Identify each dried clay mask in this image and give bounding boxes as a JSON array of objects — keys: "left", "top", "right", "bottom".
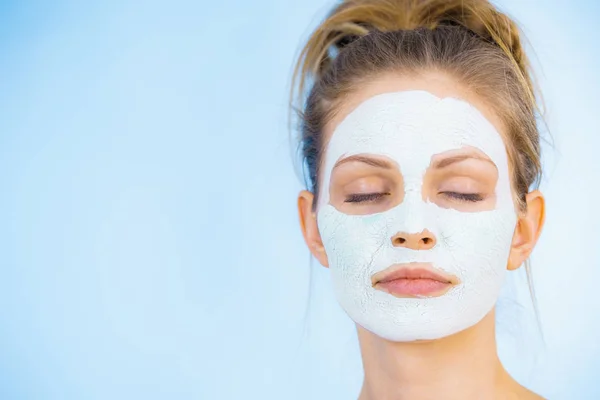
[{"left": 316, "top": 90, "right": 517, "bottom": 342}]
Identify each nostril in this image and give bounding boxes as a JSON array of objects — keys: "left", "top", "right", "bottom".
[
  {"left": 391, "top": 231, "right": 436, "bottom": 248},
  {"left": 395, "top": 237, "right": 406, "bottom": 245},
  {"left": 420, "top": 235, "right": 436, "bottom": 249}
]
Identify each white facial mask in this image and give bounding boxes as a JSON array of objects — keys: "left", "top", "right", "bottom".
[{"left": 316, "top": 90, "right": 517, "bottom": 341}]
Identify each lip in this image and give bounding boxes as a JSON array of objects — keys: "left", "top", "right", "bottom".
[{"left": 371, "top": 262, "right": 459, "bottom": 298}]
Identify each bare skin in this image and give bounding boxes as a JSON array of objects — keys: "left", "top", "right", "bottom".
[
  {"left": 356, "top": 310, "right": 540, "bottom": 400},
  {"left": 298, "top": 71, "right": 546, "bottom": 399}
]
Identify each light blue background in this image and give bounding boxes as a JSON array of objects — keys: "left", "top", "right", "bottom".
[{"left": 0, "top": 0, "right": 598, "bottom": 399}]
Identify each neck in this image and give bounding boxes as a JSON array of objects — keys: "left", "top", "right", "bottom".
[{"left": 357, "top": 309, "right": 519, "bottom": 400}]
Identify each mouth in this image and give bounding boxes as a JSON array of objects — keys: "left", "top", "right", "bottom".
[{"left": 371, "top": 262, "right": 459, "bottom": 298}]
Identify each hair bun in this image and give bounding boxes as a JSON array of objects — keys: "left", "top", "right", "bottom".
[{"left": 304, "top": 0, "right": 531, "bottom": 94}]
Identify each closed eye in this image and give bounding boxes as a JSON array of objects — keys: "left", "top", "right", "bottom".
[
  {"left": 440, "top": 192, "right": 484, "bottom": 202},
  {"left": 344, "top": 192, "right": 390, "bottom": 203}
]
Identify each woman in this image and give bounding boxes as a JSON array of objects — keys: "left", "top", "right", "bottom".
[{"left": 290, "top": 0, "right": 546, "bottom": 398}]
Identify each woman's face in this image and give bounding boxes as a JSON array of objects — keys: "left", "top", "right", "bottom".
[{"left": 299, "top": 71, "right": 544, "bottom": 342}]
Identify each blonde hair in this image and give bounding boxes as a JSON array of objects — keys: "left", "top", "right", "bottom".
[{"left": 289, "top": 0, "right": 544, "bottom": 319}]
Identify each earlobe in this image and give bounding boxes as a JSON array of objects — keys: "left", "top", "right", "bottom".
[
  {"left": 298, "top": 190, "right": 329, "bottom": 267},
  {"left": 507, "top": 190, "right": 545, "bottom": 270}
]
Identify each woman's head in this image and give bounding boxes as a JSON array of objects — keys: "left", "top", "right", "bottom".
[{"left": 293, "top": 0, "right": 545, "bottom": 341}]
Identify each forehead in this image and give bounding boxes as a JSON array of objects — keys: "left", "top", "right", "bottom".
[{"left": 323, "top": 90, "right": 508, "bottom": 172}]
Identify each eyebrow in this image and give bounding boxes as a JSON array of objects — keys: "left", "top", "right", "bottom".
[
  {"left": 333, "top": 155, "right": 394, "bottom": 170},
  {"left": 432, "top": 153, "right": 495, "bottom": 169}
]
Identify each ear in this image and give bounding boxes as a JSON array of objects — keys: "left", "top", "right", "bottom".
[
  {"left": 298, "top": 190, "right": 329, "bottom": 267},
  {"left": 507, "top": 190, "right": 546, "bottom": 270}
]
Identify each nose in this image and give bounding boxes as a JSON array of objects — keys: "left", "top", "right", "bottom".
[{"left": 391, "top": 229, "right": 437, "bottom": 250}]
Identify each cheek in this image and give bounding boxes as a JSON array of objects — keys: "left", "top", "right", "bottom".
[
  {"left": 318, "top": 208, "right": 388, "bottom": 264},
  {"left": 434, "top": 208, "right": 517, "bottom": 278}
]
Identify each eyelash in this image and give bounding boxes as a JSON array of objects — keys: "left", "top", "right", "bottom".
[
  {"left": 344, "top": 192, "right": 390, "bottom": 203},
  {"left": 440, "top": 192, "right": 484, "bottom": 202},
  {"left": 344, "top": 192, "right": 484, "bottom": 203}
]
